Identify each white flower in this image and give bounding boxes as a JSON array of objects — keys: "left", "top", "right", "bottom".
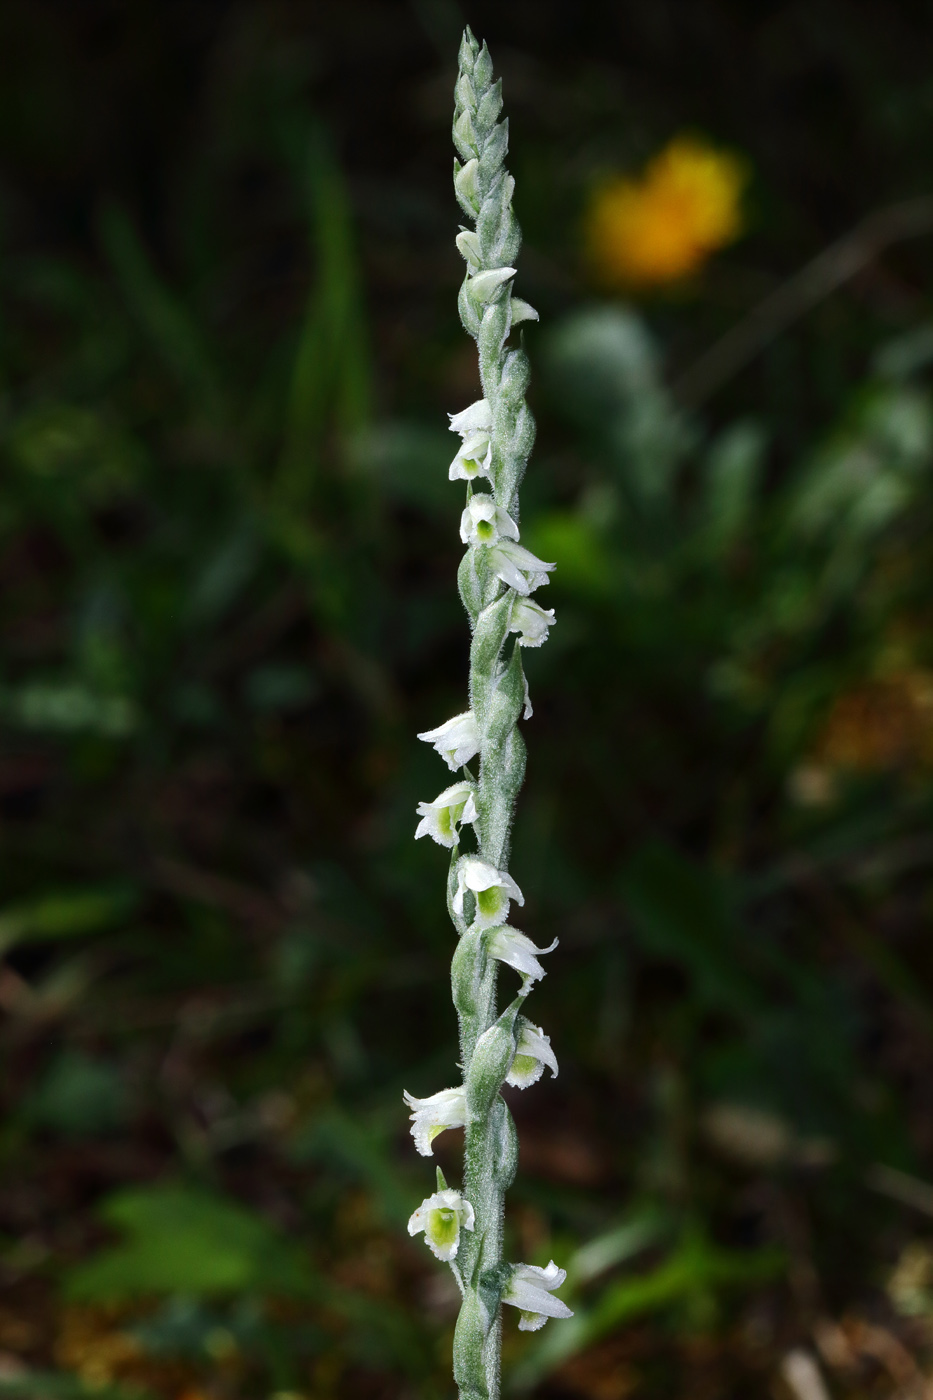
[
  {"left": 505, "top": 1021, "right": 558, "bottom": 1089},
  {"left": 403, "top": 1086, "right": 468, "bottom": 1156},
  {"left": 449, "top": 429, "right": 492, "bottom": 482},
  {"left": 408, "top": 1187, "right": 475, "bottom": 1261},
  {"left": 460, "top": 494, "right": 520, "bottom": 549},
  {"left": 523, "top": 674, "right": 533, "bottom": 720},
  {"left": 487, "top": 926, "right": 558, "bottom": 983},
  {"left": 418, "top": 710, "right": 480, "bottom": 771},
  {"left": 503, "top": 1260, "right": 573, "bottom": 1331},
  {"left": 488, "top": 539, "right": 555, "bottom": 595},
  {"left": 509, "top": 597, "right": 555, "bottom": 648},
  {"left": 448, "top": 399, "right": 492, "bottom": 436},
  {"left": 415, "top": 781, "right": 478, "bottom": 847},
  {"left": 453, "top": 857, "right": 524, "bottom": 930}
]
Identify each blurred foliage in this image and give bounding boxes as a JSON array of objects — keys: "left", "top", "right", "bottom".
[{"left": 4, "top": 2, "right": 933, "bottom": 1399}]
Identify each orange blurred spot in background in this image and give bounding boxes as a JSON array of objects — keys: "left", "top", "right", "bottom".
[{"left": 585, "top": 136, "right": 747, "bottom": 289}]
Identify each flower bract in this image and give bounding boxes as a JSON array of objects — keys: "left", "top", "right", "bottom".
[
  {"left": 415, "top": 781, "right": 478, "bottom": 847},
  {"left": 403, "top": 1086, "right": 468, "bottom": 1156},
  {"left": 503, "top": 1260, "right": 573, "bottom": 1331},
  {"left": 417, "top": 710, "right": 480, "bottom": 771},
  {"left": 505, "top": 1019, "right": 558, "bottom": 1088},
  {"left": 453, "top": 857, "right": 524, "bottom": 930},
  {"left": 408, "top": 1187, "right": 475, "bottom": 1261}
]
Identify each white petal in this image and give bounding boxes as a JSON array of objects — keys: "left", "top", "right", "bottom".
[
  {"left": 487, "top": 927, "right": 557, "bottom": 982},
  {"left": 518, "top": 1023, "right": 559, "bottom": 1077},
  {"left": 462, "top": 858, "right": 501, "bottom": 893},
  {"left": 507, "top": 1286, "right": 573, "bottom": 1320},
  {"left": 518, "top": 1311, "right": 548, "bottom": 1331},
  {"left": 489, "top": 549, "right": 531, "bottom": 594},
  {"left": 515, "top": 1260, "right": 566, "bottom": 1289},
  {"left": 449, "top": 399, "right": 492, "bottom": 435}
]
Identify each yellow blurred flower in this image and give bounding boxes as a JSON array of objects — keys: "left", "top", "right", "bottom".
[{"left": 585, "top": 136, "right": 747, "bottom": 289}]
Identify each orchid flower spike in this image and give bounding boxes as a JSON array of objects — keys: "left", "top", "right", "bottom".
[
  {"left": 502, "top": 1261, "right": 573, "bottom": 1331},
  {"left": 505, "top": 1019, "right": 559, "bottom": 1088},
  {"left": 460, "top": 493, "right": 520, "bottom": 548},
  {"left": 417, "top": 710, "right": 480, "bottom": 771},
  {"left": 486, "top": 926, "right": 558, "bottom": 984},
  {"left": 415, "top": 781, "right": 478, "bottom": 847},
  {"left": 403, "top": 1086, "right": 468, "bottom": 1157},
  {"left": 453, "top": 857, "right": 524, "bottom": 930},
  {"left": 408, "top": 1185, "right": 475, "bottom": 1261},
  {"left": 406, "top": 29, "right": 569, "bottom": 1393}
]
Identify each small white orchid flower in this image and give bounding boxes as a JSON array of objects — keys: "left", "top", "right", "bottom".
[
  {"left": 487, "top": 926, "right": 558, "bottom": 983},
  {"left": 453, "top": 857, "right": 524, "bottom": 930},
  {"left": 403, "top": 1086, "right": 468, "bottom": 1156},
  {"left": 488, "top": 539, "right": 555, "bottom": 595},
  {"left": 418, "top": 710, "right": 480, "bottom": 771},
  {"left": 505, "top": 1020, "right": 558, "bottom": 1088},
  {"left": 460, "top": 494, "right": 520, "bottom": 549},
  {"left": 509, "top": 597, "right": 555, "bottom": 648},
  {"left": 449, "top": 429, "right": 492, "bottom": 482},
  {"left": 449, "top": 399, "right": 492, "bottom": 436},
  {"left": 415, "top": 781, "right": 478, "bottom": 847},
  {"left": 408, "top": 1187, "right": 475, "bottom": 1261},
  {"left": 503, "top": 1260, "right": 573, "bottom": 1331}
]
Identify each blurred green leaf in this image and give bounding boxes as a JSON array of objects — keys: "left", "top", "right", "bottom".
[
  {"left": 64, "top": 1185, "right": 316, "bottom": 1302},
  {"left": 0, "top": 883, "right": 138, "bottom": 954}
]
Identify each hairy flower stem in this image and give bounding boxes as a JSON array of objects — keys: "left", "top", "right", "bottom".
[
  {"left": 452, "top": 31, "right": 534, "bottom": 1400},
  {"left": 406, "top": 29, "right": 569, "bottom": 1400}
]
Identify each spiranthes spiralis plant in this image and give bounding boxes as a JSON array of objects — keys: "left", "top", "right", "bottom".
[{"left": 403, "top": 27, "right": 572, "bottom": 1400}]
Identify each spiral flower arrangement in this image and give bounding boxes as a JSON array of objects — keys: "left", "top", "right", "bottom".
[{"left": 403, "top": 28, "right": 571, "bottom": 1400}]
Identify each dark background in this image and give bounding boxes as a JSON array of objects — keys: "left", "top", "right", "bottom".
[{"left": 3, "top": 2, "right": 933, "bottom": 1397}]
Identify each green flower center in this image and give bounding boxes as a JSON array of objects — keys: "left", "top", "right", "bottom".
[
  {"left": 475, "top": 518, "right": 494, "bottom": 541},
  {"left": 511, "top": 1054, "right": 537, "bottom": 1079},
  {"left": 477, "top": 886, "right": 501, "bottom": 918},
  {"left": 428, "top": 1207, "right": 459, "bottom": 1249}
]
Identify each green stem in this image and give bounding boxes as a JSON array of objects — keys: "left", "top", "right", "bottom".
[{"left": 449, "top": 28, "right": 533, "bottom": 1400}]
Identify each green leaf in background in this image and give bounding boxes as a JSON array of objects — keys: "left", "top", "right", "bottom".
[
  {"left": 27, "top": 1050, "right": 128, "bottom": 1138},
  {"left": 512, "top": 1224, "right": 784, "bottom": 1392},
  {"left": 619, "top": 842, "right": 763, "bottom": 1016},
  {"left": 0, "top": 883, "right": 138, "bottom": 955},
  {"left": 63, "top": 1185, "right": 316, "bottom": 1302}
]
